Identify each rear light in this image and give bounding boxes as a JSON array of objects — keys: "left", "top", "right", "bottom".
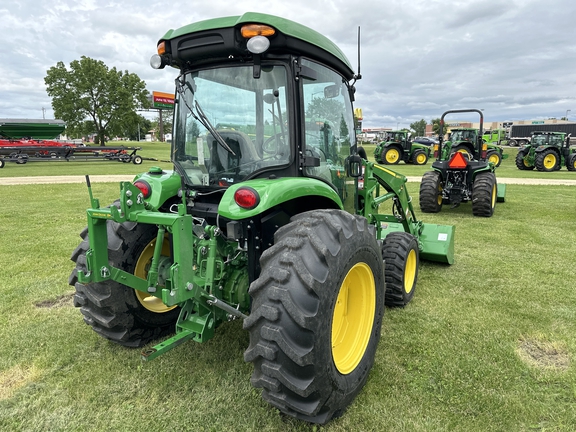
[
  {"left": 433, "top": 144, "right": 439, "bottom": 158},
  {"left": 157, "top": 41, "right": 166, "bottom": 55},
  {"left": 481, "top": 143, "right": 488, "bottom": 159},
  {"left": 234, "top": 187, "right": 260, "bottom": 209},
  {"left": 448, "top": 152, "right": 468, "bottom": 169},
  {"left": 133, "top": 180, "right": 151, "bottom": 198},
  {"left": 241, "top": 24, "right": 276, "bottom": 38}
]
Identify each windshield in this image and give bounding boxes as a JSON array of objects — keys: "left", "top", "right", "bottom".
[
  {"left": 172, "top": 65, "right": 290, "bottom": 186},
  {"left": 532, "top": 134, "right": 547, "bottom": 145},
  {"left": 451, "top": 130, "right": 475, "bottom": 142}
]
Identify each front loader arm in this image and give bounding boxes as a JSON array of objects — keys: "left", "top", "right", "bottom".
[
  {"left": 357, "top": 161, "right": 455, "bottom": 265},
  {"left": 357, "top": 161, "right": 423, "bottom": 237}
]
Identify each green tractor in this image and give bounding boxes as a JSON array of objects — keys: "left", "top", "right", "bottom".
[
  {"left": 515, "top": 131, "right": 576, "bottom": 171},
  {"left": 373, "top": 130, "right": 430, "bottom": 165},
  {"left": 69, "top": 13, "right": 455, "bottom": 425},
  {"left": 446, "top": 127, "right": 507, "bottom": 167},
  {"left": 419, "top": 109, "right": 506, "bottom": 217}
]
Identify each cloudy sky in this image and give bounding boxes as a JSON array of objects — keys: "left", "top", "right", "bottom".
[{"left": 1, "top": 0, "right": 575, "bottom": 129}]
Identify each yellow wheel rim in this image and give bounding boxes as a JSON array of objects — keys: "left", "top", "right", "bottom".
[
  {"left": 332, "top": 262, "right": 376, "bottom": 375},
  {"left": 134, "top": 236, "right": 177, "bottom": 313},
  {"left": 491, "top": 184, "right": 497, "bottom": 208},
  {"left": 488, "top": 154, "right": 500, "bottom": 165},
  {"left": 543, "top": 154, "right": 556, "bottom": 170},
  {"left": 416, "top": 153, "right": 427, "bottom": 164},
  {"left": 385, "top": 149, "right": 400, "bottom": 163},
  {"left": 437, "top": 182, "right": 443, "bottom": 206},
  {"left": 404, "top": 249, "right": 417, "bottom": 293},
  {"left": 457, "top": 149, "right": 472, "bottom": 159}
]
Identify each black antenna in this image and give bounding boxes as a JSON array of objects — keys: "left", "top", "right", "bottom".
[{"left": 356, "top": 26, "right": 362, "bottom": 80}]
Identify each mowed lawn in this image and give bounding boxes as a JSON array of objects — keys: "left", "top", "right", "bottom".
[{"left": 1, "top": 146, "right": 575, "bottom": 431}]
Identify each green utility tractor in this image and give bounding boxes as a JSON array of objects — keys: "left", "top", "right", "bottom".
[
  {"left": 69, "top": 13, "right": 455, "bottom": 425},
  {"left": 446, "top": 127, "right": 508, "bottom": 167},
  {"left": 373, "top": 130, "right": 430, "bottom": 165},
  {"left": 419, "top": 109, "right": 506, "bottom": 217},
  {"left": 515, "top": 131, "right": 576, "bottom": 171}
]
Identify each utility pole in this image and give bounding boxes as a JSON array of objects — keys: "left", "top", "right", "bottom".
[
  {"left": 42, "top": 107, "right": 46, "bottom": 119},
  {"left": 159, "top": 109, "right": 164, "bottom": 142}
]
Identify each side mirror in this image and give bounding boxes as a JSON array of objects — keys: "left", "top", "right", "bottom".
[
  {"left": 346, "top": 154, "right": 362, "bottom": 178},
  {"left": 324, "top": 84, "right": 340, "bottom": 99}
]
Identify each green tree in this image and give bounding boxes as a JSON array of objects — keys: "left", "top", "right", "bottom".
[
  {"left": 125, "top": 115, "right": 152, "bottom": 141},
  {"left": 431, "top": 118, "right": 444, "bottom": 137},
  {"left": 306, "top": 98, "right": 344, "bottom": 128},
  {"left": 45, "top": 56, "right": 150, "bottom": 145},
  {"left": 410, "top": 119, "right": 427, "bottom": 137},
  {"left": 152, "top": 109, "right": 173, "bottom": 141}
]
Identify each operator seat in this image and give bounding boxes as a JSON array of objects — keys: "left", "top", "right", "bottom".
[{"left": 207, "top": 130, "right": 260, "bottom": 174}]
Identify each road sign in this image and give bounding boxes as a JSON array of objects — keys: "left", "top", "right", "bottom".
[{"left": 152, "top": 91, "right": 174, "bottom": 109}]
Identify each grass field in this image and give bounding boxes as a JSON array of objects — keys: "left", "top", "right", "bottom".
[{"left": 1, "top": 143, "right": 575, "bottom": 431}]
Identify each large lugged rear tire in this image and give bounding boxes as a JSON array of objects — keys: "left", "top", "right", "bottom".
[
  {"left": 567, "top": 153, "right": 576, "bottom": 171},
  {"left": 419, "top": 171, "right": 443, "bottom": 213},
  {"left": 383, "top": 147, "right": 401, "bottom": 164},
  {"left": 69, "top": 221, "right": 180, "bottom": 347},
  {"left": 472, "top": 172, "right": 497, "bottom": 217},
  {"left": 535, "top": 149, "right": 559, "bottom": 172},
  {"left": 244, "top": 209, "right": 385, "bottom": 424},
  {"left": 381, "top": 232, "right": 419, "bottom": 307}
]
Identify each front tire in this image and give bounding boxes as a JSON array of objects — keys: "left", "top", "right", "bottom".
[
  {"left": 472, "top": 172, "right": 497, "bottom": 217},
  {"left": 515, "top": 149, "right": 534, "bottom": 170},
  {"left": 69, "top": 221, "right": 179, "bottom": 347},
  {"left": 381, "top": 232, "right": 419, "bottom": 307},
  {"left": 419, "top": 171, "right": 443, "bottom": 213},
  {"left": 412, "top": 150, "right": 428, "bottom": 165},
  {"left": 244, "top": 209, "right": 385, "bottom": 424},
  {"left": 486, "top": 150, "right": 502, "bottom": 167}
]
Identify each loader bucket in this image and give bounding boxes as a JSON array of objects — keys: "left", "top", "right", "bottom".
[
  {"left": 418, "top": 222, "right": 455, "bottom": 265},
  {"left": 378, "top": 222, "right": 455, "bottom": 265},
  {"left": 497, "top": 183, "right": 506, "bottom": 202}
]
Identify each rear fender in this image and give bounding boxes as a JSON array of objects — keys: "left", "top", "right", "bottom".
[
  {"left": 218, "top": 177, "right": 343, "bottom": 220},
  {"left": 534, "top": 146, "right": 559, "bottom": 155},
  {"left": 132, "top": 169, "right": 182, "bottom": 210}
]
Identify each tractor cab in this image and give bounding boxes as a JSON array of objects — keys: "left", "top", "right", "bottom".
[
  {"left": 444, "top": 126, "right": 507, "bottom": 167},
  {"left": 152, "top": 14, "right": 360, "bottom": 225},
  {"left": 443, "top": 128, "right": 483, "bottom": 160}
]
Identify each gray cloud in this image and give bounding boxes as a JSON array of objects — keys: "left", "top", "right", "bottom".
[{"left": 0, "top": 0, "right": 574, "bottom": 127}]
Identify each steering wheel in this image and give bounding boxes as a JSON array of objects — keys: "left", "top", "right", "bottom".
[{"left": 262, "top": 132, "right": 287, "bottom": 155}]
